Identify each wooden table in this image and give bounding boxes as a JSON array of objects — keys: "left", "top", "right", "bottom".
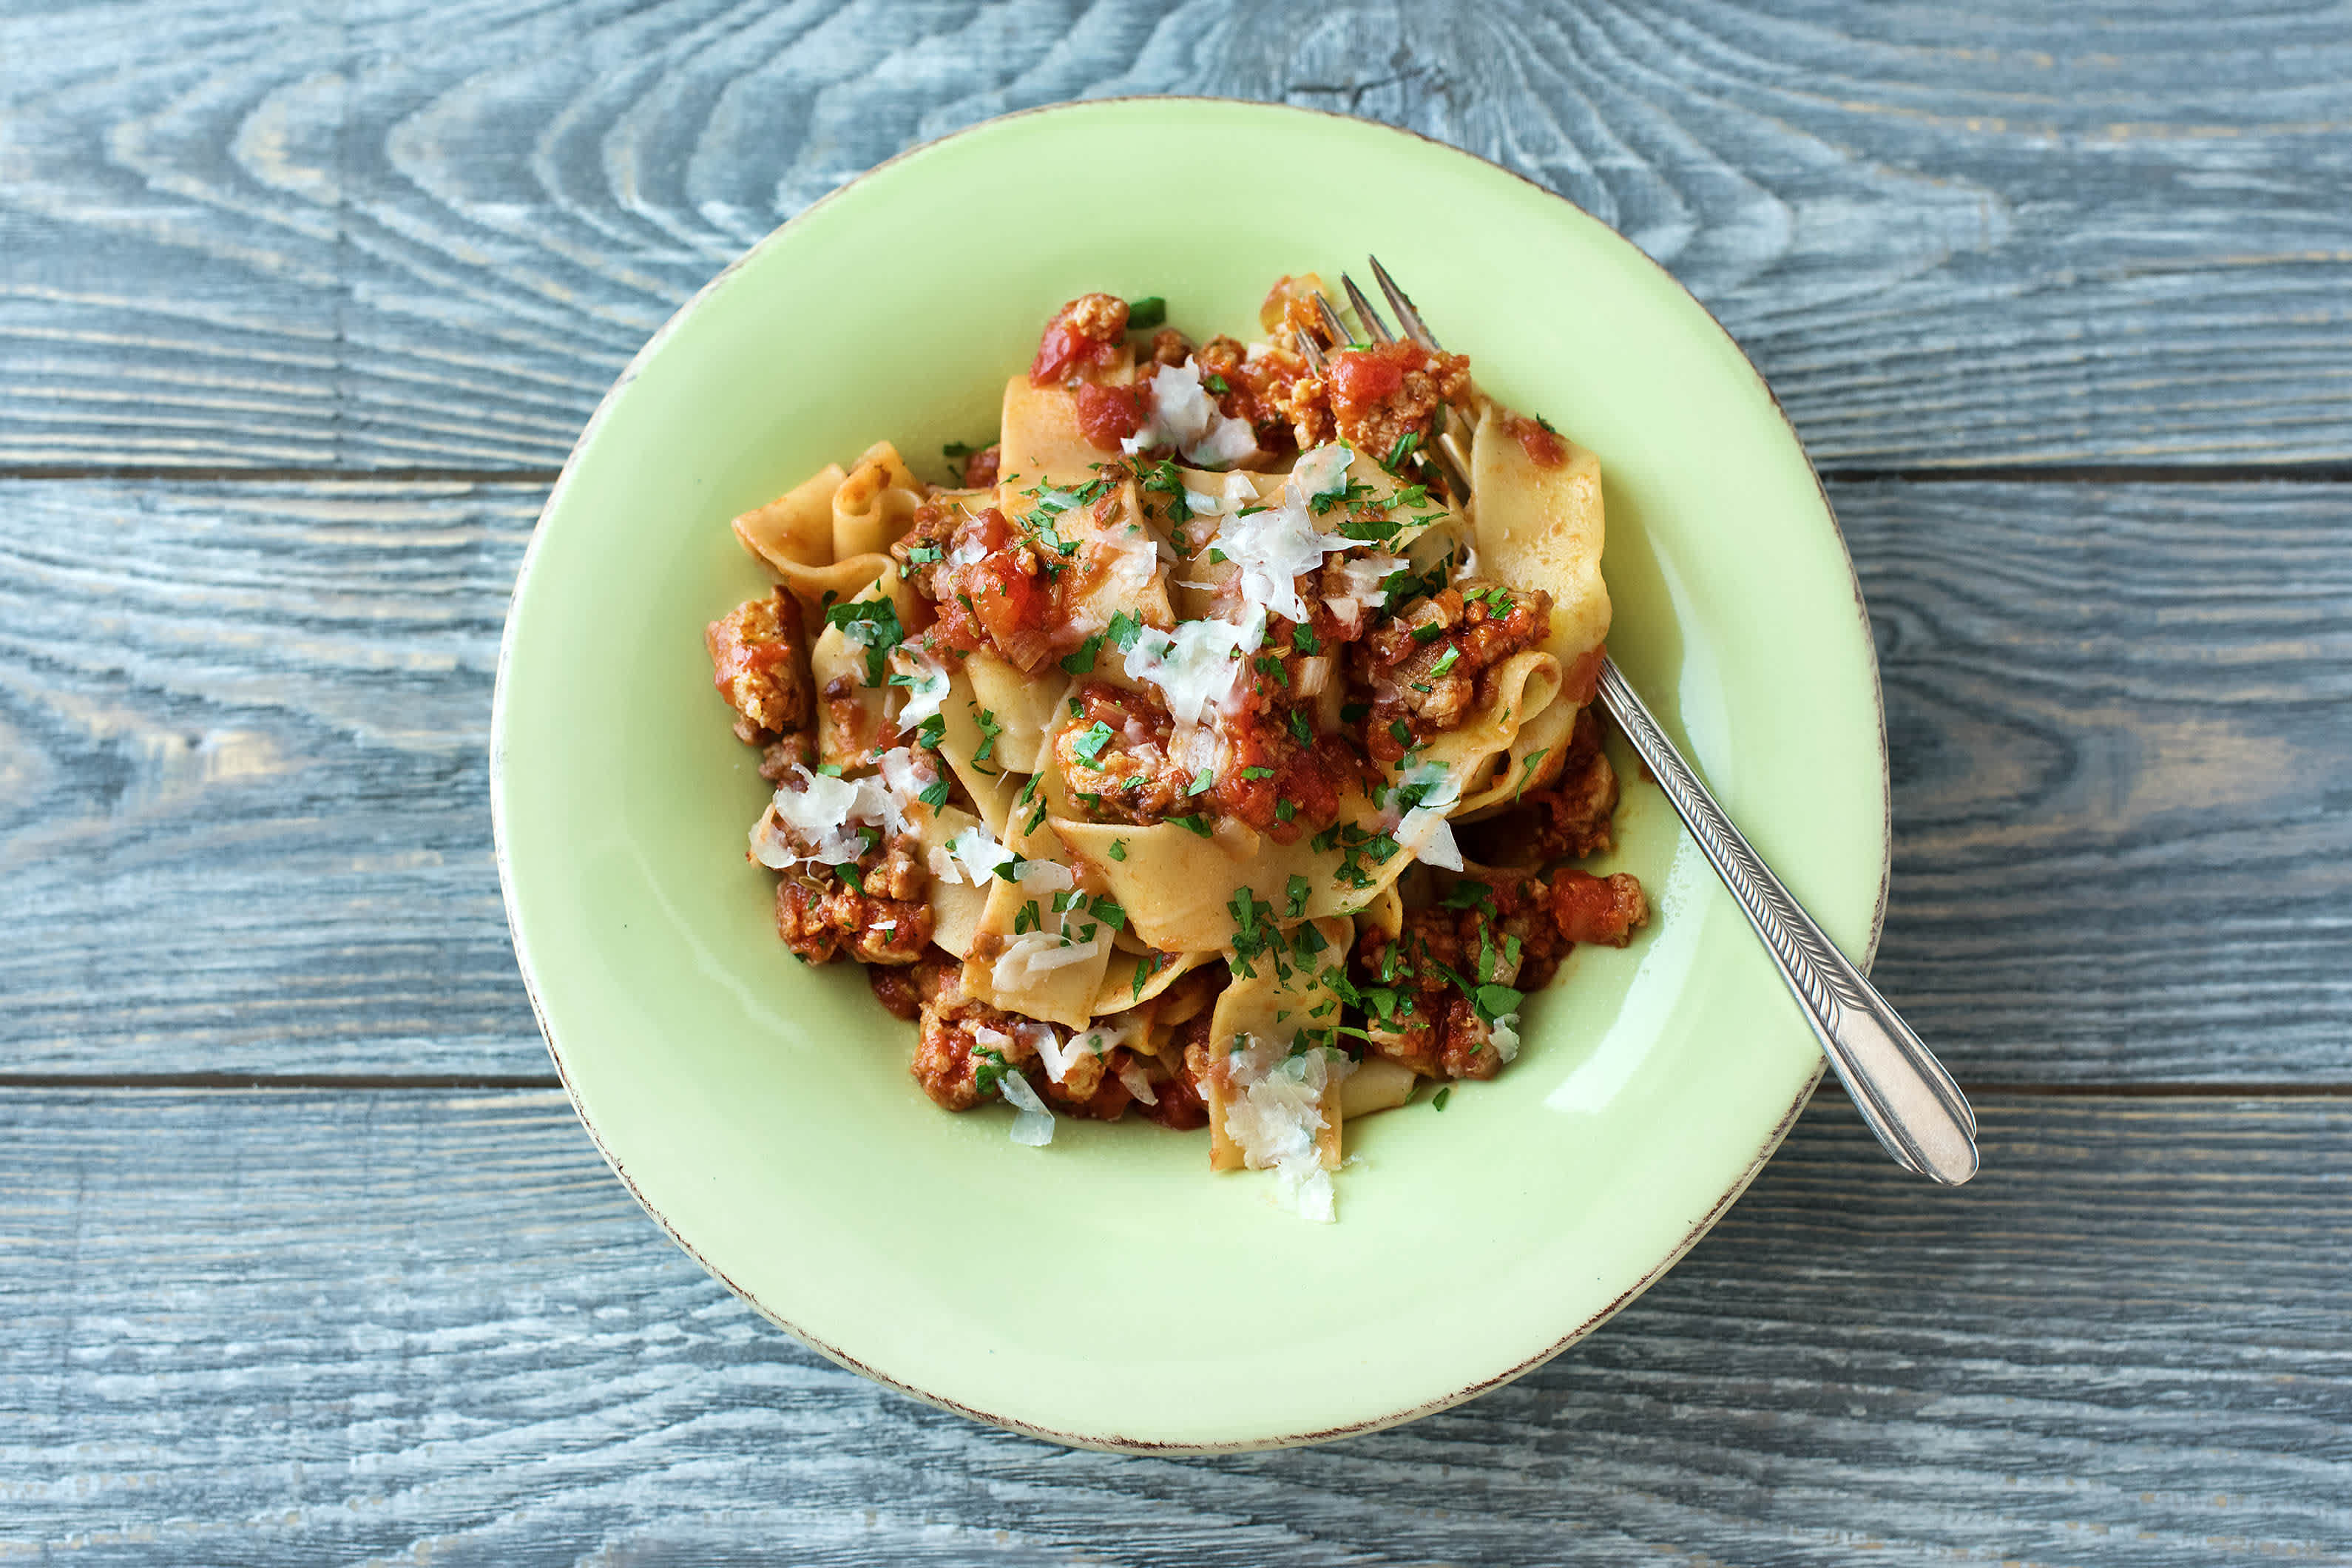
[{"left": 6, "top": 3, "right": 2348, "bottom": 1561}]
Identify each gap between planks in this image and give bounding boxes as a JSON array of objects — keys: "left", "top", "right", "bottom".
[{"left": 7, "top": 462, "right": 2352, "bottom": 486}]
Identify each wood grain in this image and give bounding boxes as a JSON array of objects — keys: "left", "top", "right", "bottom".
[
  {"left": 0, "top": 1089, "right": 2345, "bottom": 1564},
  {"left": 3, "top": 477, "right": 2345, "bottom": 1081},
  {"left": 5, "top": 0, "right": 2352, "bottom": 473}
]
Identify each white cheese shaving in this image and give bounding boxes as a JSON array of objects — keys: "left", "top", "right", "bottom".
[
  {"left": 1116, "top": 1061, "right": 1159, "bottom": 1105},
  {"left": 1087, "top": 523, "right": 1163, "bottom": 605},
  {"left": 1288, "top": 442, "right": 1355, "bottom": 499},
  {"left": 754, "top": 751, "right": 930, "bottom": 869},
  {"left": 998, "top": 1067, "right": 1055, "bottom": 1146},
  {"left": 1121, "top": 604, "right": 1268, "bottom": 725},
  {"left": 1013, "top": 858, "right": 1075, "bottom": 895},
  {"left": 1203, "top": 443, "right": 1363, "bottom": 622},
  {"left": 1220, "top": 1035, "right": 1355, "bottom": 1223},
  {"left": 891, "top": 646, "right": 952, "bottom": 736},
  {"left": 942, "top": 824, "right": 1013, "bottom": 886},
  {"left": 1120, "top": 359, "right": 1260, "bottom": 468},
  {"left": 1490, "top": 1013, "right": 1522, "bottom": 1064},
  {"left": 992, "top": 929, "right": 1109, "bottom": 990},
  {"left": 1392, "top": 763, "right": 1465, "bottom": 873}
]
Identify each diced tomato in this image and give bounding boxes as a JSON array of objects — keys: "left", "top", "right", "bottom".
[
  {"left": 1029, "top": 294, "right": 1129, "bottom": 385},
  {"left": 1329, "top": 344, "right": 1409, "bottom": 404},
  {"left": 1506, "top": 411, "right": 1569, "bottom": 468},
  {"left": 971, "top": 553, "right": 1050, "bottom": 668},
  {"left": 1072, "top": 380, "right": 1146, "bottom": 451}
]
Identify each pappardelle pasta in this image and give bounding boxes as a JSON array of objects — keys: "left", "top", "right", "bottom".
[{"left": 705, "top": 279, "right": 1648, "bottom": 1220}]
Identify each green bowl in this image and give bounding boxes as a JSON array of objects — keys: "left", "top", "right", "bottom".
[{"left": 491, "top": 98, "right": 1885, "bottom": 1452}]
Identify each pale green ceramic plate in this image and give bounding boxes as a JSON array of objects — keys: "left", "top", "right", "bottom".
[{"left": 491, "top": 99, "right": 1886, "bottom": 1453}]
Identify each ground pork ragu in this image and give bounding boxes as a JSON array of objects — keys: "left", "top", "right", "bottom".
[
  {"left": 773, "top": 831, "right": 933, "bottom": 966},
  {"left": 1351, "top": 578, "right": 1552, "bottom": 764},
  {"left": 706, "top": 588, "right": 814, "bottom": 745},
  {"left": 1352, "top": 868, "right": 1648, "bottom": 1079}
]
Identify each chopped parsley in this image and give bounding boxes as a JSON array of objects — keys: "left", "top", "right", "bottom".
[
  {"left": 1072, "top": 721, "right": 1115, "bottom": 764},
  {"left": 905, "top": 541, "right": 943, "bottom": 565},
  {"left": 918, "top": 777, "right": 952, "bottom": 810},
  {"left": 1106, "top": 609, "right": 1144, "bottom": 651},
  {"left": 1187, "top": 769, "right": 1214, "bottom": 797},
  {"left": 1138, "top": 460, "right": 1192, "bottom": 527},
  {"left": 1385, "top": 429, "right": 1422, "bottom": 470},
  {"left": 973, "top": 709, "right": 1005, "bottom": 766},
  {"left": 1126, "top": 295, "right": 1167, "bottom": 331},
  {"left": 1515, "top": 748, "right": 1550, "bottom": 802},
  {"left": 1240, "top": 766, "right": 1276, "bottom": 780},
  {"left": 1274, "top": 798, "right": 1296, "bottom": 822},
  {"left": 1285, "top": 873, "right": 1311, "bottom": 921},
  {"left": 1427, "top": 645, "right": 1460, "bottom": 678},
  {"left": 1109, "top": 838, "right": 1128, "bottom": 862},
  {"left": 1443, "top": 880, "right": 1496, "bottom": 913},
  {"left": 825, "top": 597, "right": 905, "bottom": 686},
  {"left": 1060, "top": 630, "right": 1106, "bottom": 676},
  {"left": 1168, "top": 814, "right": 1212, "bottom": 838},
  {"left": 1432, "top": 1086, "right": 1452, "bottom": 1112},
  {"left": 1206, "top": 374, "right": 1230, "bottom": 393},
  {"left": 973, "top": 1046, "right": 1011, "bottom": 1096}
]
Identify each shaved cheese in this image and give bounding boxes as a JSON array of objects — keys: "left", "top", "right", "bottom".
[
  {"left": 1121, "top": 604, "right": 1268, "bottom": 725},
  {"left": 998, "top": 1069, "right": 1056, "bottom": 1146},
  {"left": 943, "top": 823, "right": 1013, "bottom": 885},
  {"left": 753, "top": 766, "right": 871, "bottom": 867},
  {"left": 1220, "top": 1035, "right": 1352, "bottom": 1223},
  {"left": 1121, "top": 360, "right": 1260, "bottom": 468},
  {"left": 1392, "top": 762, "right": 1465, "bottom": 872},
  {"left": 891, "top": 646, "right": 952, "bottom": 735},
  {"left": 993, "top": 928, "right": 1109, "bottom": 990},
  {"left": 1188, "top": 416, "right": 1259, "bottom": 467},
  {"left": 1288, "top": 442, "right": 1354, "bottom": 499},
  {"left": 1203, "top": 443, "right": 1363, "bottom": 621},
  {"left": 1013, "top": 857, "right": 1075, "bottom": 895},
  {"left": 1089, "top": 523, "right": 1163, "bottom": 602},
  {"left": 1490, "top": 1013, "right": 1522, "bottom": 1064},
  {"left": 1117, "top": 1060, "right": 1159, "bottom": 1104}
]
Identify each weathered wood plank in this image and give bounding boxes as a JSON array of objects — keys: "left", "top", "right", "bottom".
[
  {"left": 1, "top": 1089, "right": 2347, "bottom": 1564},
  {"left": 2, "top": 478, "right": 2345, "bottom": 1080},
  {"left": 5, "top": 0, "right": 2352, "bottom": 473}
]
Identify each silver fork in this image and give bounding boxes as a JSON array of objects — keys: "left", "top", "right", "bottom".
[{"left": 1302, "top": 260, "right": 1979, "bottom": 1186}]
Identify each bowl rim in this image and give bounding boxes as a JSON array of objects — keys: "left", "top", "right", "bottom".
[{"left": 489, "top": 95, "right": 1884, "bottom": 1453}]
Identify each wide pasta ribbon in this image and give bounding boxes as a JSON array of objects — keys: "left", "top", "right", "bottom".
[{"left": 1047, "top": 648, "right": 1561, "bottom": 953}]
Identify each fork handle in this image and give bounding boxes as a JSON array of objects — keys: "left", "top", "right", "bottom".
[{"left": 1594, "top": 658, "right": 1981, "bottom": 1185}]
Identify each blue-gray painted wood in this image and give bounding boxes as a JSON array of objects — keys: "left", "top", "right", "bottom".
[
  {"left": 4, "top": 0, "right": 2352, "bottom": 473},
  {"left": 3, "top": 1089, "right": 2348, "bottom": 1565}
]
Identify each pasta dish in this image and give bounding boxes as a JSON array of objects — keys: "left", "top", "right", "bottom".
[{"left": 704, "top": 279, "right": 1647, "bottom": 1219}]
